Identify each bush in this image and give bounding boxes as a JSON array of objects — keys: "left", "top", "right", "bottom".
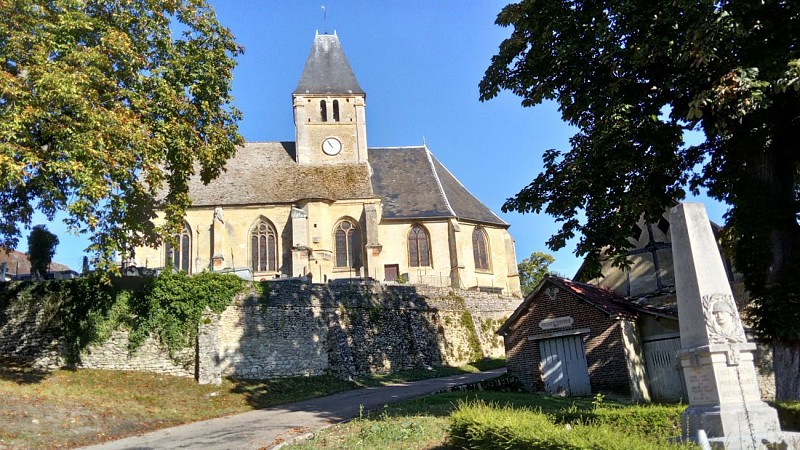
[
  {"left": 774, "top": 401, "right": 800, "bottom": 431},
  {"left": 449, "top": 400, "right": 692, "bottom": 450}
]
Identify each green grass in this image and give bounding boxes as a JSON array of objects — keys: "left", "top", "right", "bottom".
[
  {"left": 286, "top": 391, "right": 689, "bottom": 450},
  {"left": 0, "top": 357, "right": 505, "bottom": 449}
]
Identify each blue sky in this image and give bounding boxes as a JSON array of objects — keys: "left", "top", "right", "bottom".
[{"left": 36, "top": 1, "right": 727, "bottom": 277}]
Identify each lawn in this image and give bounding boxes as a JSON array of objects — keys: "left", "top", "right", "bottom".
[
  {"left": 286, "top": 392, "right": 689, "bottom": 450},
  {"left": 0, "top": 357, "right": 503, "bottom": 449}
]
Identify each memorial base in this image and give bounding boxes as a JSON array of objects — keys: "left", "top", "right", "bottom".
[
  {"left": 682, "top": 404, "right": 782, "bottom": 449},
  {"left": 679, "top": 344, "right": 783, "bottom": 449}
]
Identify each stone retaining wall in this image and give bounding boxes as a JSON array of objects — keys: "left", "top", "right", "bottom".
[{"left": 0, "top": 280, "right": 518, "bottom": 383}]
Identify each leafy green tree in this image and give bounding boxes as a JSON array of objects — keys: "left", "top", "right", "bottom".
[
  {"left": 0, "top": 0, "right": 243, "bottom": 269},
  {"left": 481, "top": 1, "right": 800, "bottom": 399},
  {"left": 27, "top": 224, "right": 59, "bottom": 278},
  {"left": 518, "top": 251, "right": 555, "bottom": 296}
]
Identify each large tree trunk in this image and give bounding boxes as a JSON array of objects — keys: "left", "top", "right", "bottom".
[{"left": 773, "top": 341, "right": 800, "bottom": 400}]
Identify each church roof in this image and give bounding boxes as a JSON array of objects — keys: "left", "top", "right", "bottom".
[
  {"left": 369, "top": 146, "right": 507, "bottom": 226},
  {"left": 186, "top": 142, "right": 375, "bottom": 206},
  {"left": 294, "top": 33, "right": 365, "bottom": 95}
]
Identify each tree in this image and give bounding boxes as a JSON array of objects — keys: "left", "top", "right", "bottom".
[
  {"left": 28, "top": 224, "right": 59, "bottom": 278},
  {"left": 518, "top": 251, "right": 555, "bottom": 296},
  {"left": 481, "top": 1, "right": 800, "bottom": 399},
  {"left": 0, "top": 0, "right": 243, "bottom": 270}
]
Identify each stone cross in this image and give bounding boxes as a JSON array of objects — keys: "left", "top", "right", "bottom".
[{"left": 670, "top": 203, "right": 789, "bottom": 449}]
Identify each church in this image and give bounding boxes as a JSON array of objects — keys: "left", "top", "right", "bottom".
[{"left": 133, "top": 32, "right": 521, "bottom": 296}]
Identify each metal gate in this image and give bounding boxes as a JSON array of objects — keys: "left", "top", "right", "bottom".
[
  {"left": 642, "top": 337, "right": 687, "bottom": 402},
  {"left": 539, "top": 335, "right": 591, "bottom": 396}
]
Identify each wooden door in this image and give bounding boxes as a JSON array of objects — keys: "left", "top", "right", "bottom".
[
  {"left": 539, "top": 335, "right": 591, "bottom": 396},
  {"left": 643, "top": 337, "right": 687, "bottom": 402},
  {"left": 384, "top": 264, "right": 399, "bottom": 282}
]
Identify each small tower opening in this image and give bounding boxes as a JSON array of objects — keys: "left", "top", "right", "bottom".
[
  {"left": 320, "top": 100, "right": 328, "bottom": 122},
  {"left": 333, "top": 100, "right": 340, "bottom": 122}
]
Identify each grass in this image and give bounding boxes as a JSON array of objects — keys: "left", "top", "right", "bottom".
[
  {"left": 286, "top": 392, "right": 687, "bottom": 450},
  {"left": 0, "top": 357, "right": 505, "bottom": 449}
]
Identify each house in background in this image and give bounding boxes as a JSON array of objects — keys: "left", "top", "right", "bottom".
[
  {"left": 132, "top": 33, "right": 521, "bottom": 295},
  {"left": 0, "top": 248, "right": 78, "bottom": 281}
]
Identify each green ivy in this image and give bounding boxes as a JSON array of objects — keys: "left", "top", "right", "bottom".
[{"left": 0, "top": 271, "right": 246, "bottom": 363}]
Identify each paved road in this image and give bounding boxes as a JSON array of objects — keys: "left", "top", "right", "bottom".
[{"left": 82, "top": 368, "right": 505, "bottom": 450}]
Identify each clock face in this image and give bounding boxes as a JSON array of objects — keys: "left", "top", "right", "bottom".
[{"left": 322, "top": 137, "right": 342, "bottom": 156}]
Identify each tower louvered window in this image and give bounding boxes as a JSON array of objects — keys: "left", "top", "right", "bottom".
[
  {"left": 472, "top": 227, "right": 490, "bottom": 272},
  {"left": 333, "top": 99, "right": 340, "bottom": 121},
  {"left": 165, "top": 223, "right": 192, "bottom": 273},
  {"left": 334, "top": 219, "right": 361, "bottom": 268},
  {"left": 408, "top": 225, "right": 431, "bottom": 267},
  {"left": 320, "top": 100, "right": 328, "bottom": 122},
  {"left": 251, "top": 219, "right": 277, "bottom": 272}
]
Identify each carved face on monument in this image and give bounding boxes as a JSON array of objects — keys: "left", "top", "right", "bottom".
[{"left": 703, "top": 294, "right": 746, "bottom": 344}]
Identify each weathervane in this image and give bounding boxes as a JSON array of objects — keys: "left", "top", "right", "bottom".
[{"left": 321, "top": 5, "right": 328, "bottom": 35}]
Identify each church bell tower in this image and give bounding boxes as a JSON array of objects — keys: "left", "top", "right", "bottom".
[{"left": 293, "top": 32, "right": 367, "bottom": 165}]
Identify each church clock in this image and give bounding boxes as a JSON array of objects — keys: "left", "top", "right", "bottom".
[{"left": 322, "top": 137, "right": 342, "bottom": 156}]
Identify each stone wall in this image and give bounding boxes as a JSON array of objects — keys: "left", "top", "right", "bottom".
[
  {"left": 200, "top": 281, "right": 518, "bottom": 383},
  {"left": 0, "top": 280, "right": 519, "bottom": 383}
]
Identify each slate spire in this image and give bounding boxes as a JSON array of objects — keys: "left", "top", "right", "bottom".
[{"left": 294, "top": 32, "right": 365, "bottom": 95}]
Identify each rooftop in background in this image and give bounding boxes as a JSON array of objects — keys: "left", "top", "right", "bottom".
[{"left": 0, "top": 248, "right": 72, "bottom": 276}]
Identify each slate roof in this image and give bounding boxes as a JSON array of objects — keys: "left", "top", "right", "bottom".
[
  {"left": 0, "top": 248, "right": 71, "bottom": 275},
  {"left": 294, "top": 33, "right": 365, "bottom": 95},
  {"left": 369, "top": 146, "right": 507, "bottom": 226},
  {"left": 186, "top": 142, "right": 375, "bottom": 206}
]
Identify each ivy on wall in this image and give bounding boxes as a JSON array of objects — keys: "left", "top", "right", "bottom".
[{"left": 0, "top": 272, "right": 246, "bottom": 362}]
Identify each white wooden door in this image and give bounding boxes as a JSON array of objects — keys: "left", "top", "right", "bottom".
[
  {"left": 643, "top": 337, "right": 687, "bottom": 402},
  {"left": 539, "top": 335, "right": 591, "bottom": 396}
]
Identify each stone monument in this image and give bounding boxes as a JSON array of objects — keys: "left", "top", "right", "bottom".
[{"left": 670, "top": 203, "right": 791, "bottom": 449}]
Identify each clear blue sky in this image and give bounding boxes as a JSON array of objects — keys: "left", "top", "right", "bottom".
[{"left": 37, "top": 0, "right": 727, "bottom": 276}]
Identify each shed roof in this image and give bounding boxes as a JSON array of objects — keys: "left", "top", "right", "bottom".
[{"left": 497, "top": 275, "right": 638, "bottom": 336}]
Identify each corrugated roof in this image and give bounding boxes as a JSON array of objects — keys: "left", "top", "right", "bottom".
[
  {"left": 294, "top": 33, "right": 365, "bottom": 95},
  {"left": 368, "top": 147, "right": 507, "bottom": 226},
  {"left": 186, "top": 142, "right": 375, "bottom": 206}
]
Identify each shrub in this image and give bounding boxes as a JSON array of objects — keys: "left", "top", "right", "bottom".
[
  {"left": 449, "top": 400, "right": 691, "bottom": 450},
  {"left": 774, "top": 401, "right": 800, "bottom": 431}
]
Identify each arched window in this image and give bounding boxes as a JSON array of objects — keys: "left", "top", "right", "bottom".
[
  {"left": 165, "top": 223, "right": 192, "bottom": 273},
  {"left": 251, "top": 218, "right": 277, "bottom": 273},
  {"left": 320, "top": 100, "right": 328, "bottom": 122},
  {"left": 472, "top": 227, "right": 490, "bottom": 272},
  {"left": 408, "top": 224, "right": 430, "bottom": 267},
  {"left": 332, "top": 99, "right": 340, "bottom": 122},
  {"left": 334, "top": 219, "right": 361, "bottom": 268}
]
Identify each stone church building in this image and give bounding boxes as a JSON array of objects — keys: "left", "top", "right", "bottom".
[{"left": 133, "top": 33, "right": 521, "bottom": 296}]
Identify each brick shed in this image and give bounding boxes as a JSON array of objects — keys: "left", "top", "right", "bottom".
[{"left": 498, "top": 275, "right": 675, "bottom": 402}]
